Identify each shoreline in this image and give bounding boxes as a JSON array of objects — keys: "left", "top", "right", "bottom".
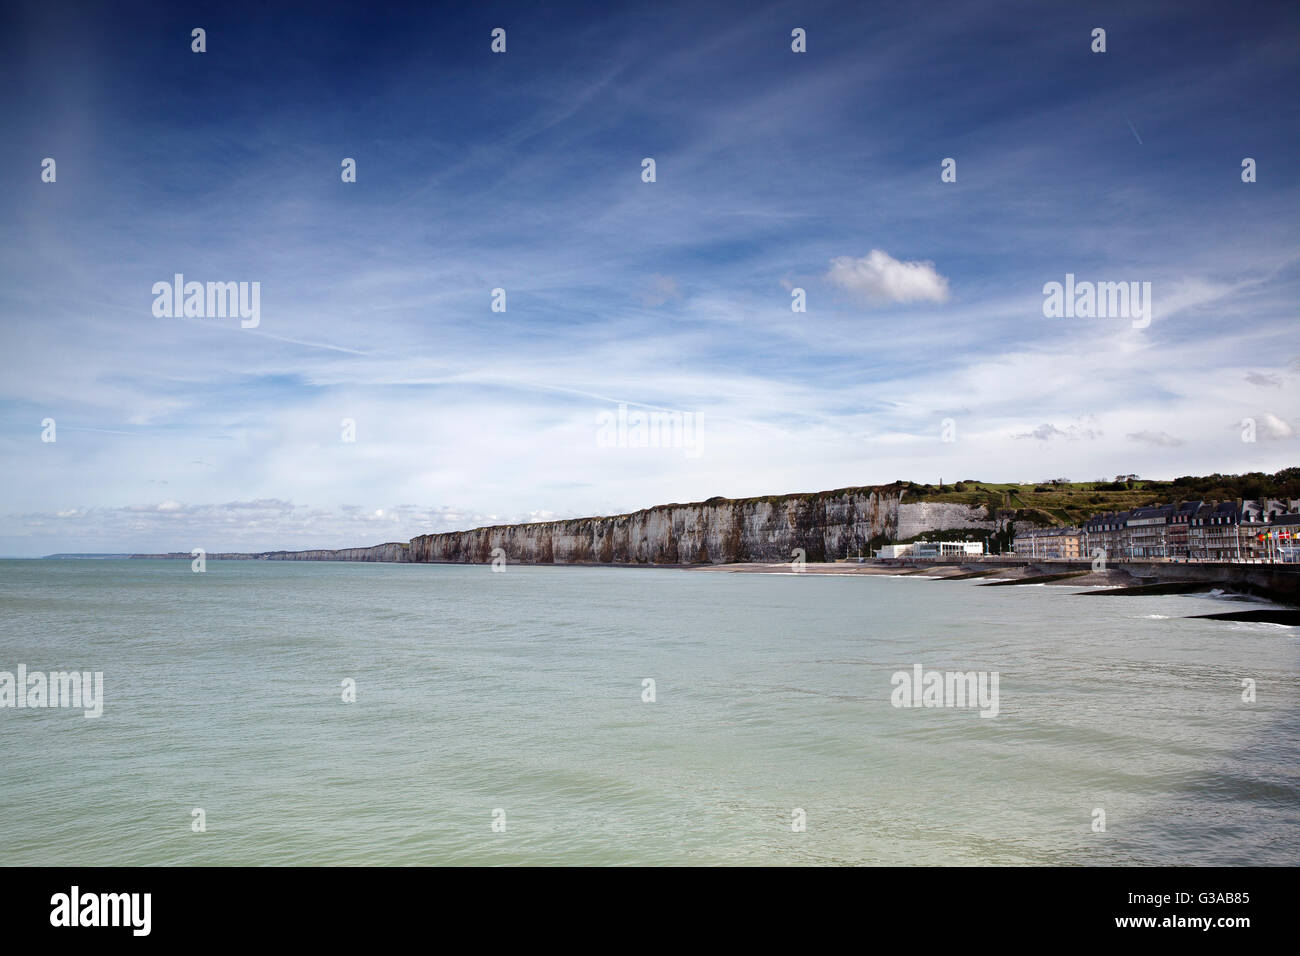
[
  {"left": 38, "top": 552, "right": 1300, "bottom": 608},
  {"left": 23, "top": 553, "right": 1300, "bottom": 623}
]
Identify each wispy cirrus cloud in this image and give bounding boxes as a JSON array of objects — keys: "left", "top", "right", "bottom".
[{"left": 641, "top": 274, "right": 682, "bottom": 307}]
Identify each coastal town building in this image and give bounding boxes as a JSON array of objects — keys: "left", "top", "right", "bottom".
[
  {"left": 1188, "top": 501, "right": 1245, "bottom": 561},
  {"left": 1075, "top": 498, "right": 1300, "bottom": 563},
  {"left": 1012, "top": 526, "right": 1081, "bottom": 559},
  {"left": 895, "top": 498, "right": 1299, "bottom": 565},
  {"left": 1238, "top": 508, "right": 1300, "bottom": 562},
  {"left": 1126, "top": 504, "right": 1174, "bottom": 558},
  {"left": 1165, "top": 500, "right": 1201, "bottom": 558},
  {"left": 1080, "top": 510, "right": 1131, "bottom": 561},
  {"left": 1260, "top": 513, "right": 1300, "bottom": 562}
]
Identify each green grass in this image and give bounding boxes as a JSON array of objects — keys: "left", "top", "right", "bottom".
[
  {"left": 898, "top": 482, "right": 1165, "bottom": 526},
  {"left": 898, "top": 471, "right": 1300, "bottom": 527}
]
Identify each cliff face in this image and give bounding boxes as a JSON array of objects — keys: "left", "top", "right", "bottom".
[
  {"left": 896, "top": 502, "right": 998, "bottom": 540},
  {"left": 128, "top": 488, "right": 1000, "bottom": 566},
  {"left": 409, "top": 488, "right": 985, "bottom": 565},
  {"left": 264, "top": 543, "right": 410, "bottom": 562}
]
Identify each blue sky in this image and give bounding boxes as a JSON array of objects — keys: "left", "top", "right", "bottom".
[{"left": 1, "top": 0, "right": 1297, "bottom": 555}]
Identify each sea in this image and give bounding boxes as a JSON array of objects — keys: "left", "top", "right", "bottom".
[{"left": 1, "top": 559, "right": 1296, "bottom": 865}]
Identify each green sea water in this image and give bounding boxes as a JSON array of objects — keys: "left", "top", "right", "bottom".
[{"left": 0, "top": 559, "right": 1296, "bottom": 865}]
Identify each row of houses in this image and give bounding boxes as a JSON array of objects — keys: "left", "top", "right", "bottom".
[{"left": 1013, "top": 499, "right": 1300, "bottom": 562}]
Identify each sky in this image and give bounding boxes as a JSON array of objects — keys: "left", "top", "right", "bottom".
[{"left": 0, "top": 0, "right": 1297, "bottom": 555}]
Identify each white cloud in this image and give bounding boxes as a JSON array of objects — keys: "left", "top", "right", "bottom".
[
  {"left": 1255, "top": 412, "right": 1295, "bottom": 441},
  {"left": 825, "top": 250, "right": 949, "bottom": 305},
  {"left": 1127, "top": 430, "right": 1184, "bottom": 447},
  {"left": 1245, "top": 372, "right": 1282, "bottom": 388},
  {"left": 1013, "top": 423, "right": 1103, "bottom": 441}
]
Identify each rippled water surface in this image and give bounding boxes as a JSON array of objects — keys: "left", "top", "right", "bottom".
[{"left": 1, "top": 559, "right": 1297, "bottom": 865}]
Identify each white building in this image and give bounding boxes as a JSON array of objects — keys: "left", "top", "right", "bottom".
[
  {"left": 875, "top": 541, "right": 984, "bottom": 559},
  {"left": 875, "top": 544, "right": 916, "bottom": 558},
  {"left": 915, "top": 541, "right": 985, "bottom": 558}
]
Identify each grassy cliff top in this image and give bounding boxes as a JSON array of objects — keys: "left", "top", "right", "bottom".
[{"left": 898, "top": 470, "right": 1300, "bottom": 526}]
